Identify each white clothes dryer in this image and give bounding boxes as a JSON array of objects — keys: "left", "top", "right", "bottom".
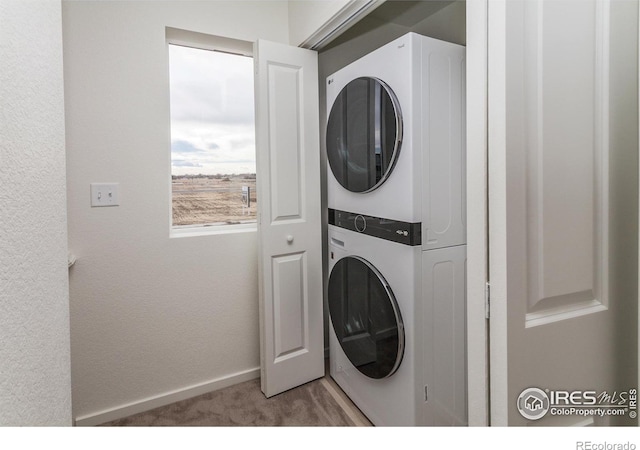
[
  {"left": 327, "top": 223, "right": 467, "bottom": 426},
  {"left": 326, "top": 32, "right": 466, "bottom": 251}
]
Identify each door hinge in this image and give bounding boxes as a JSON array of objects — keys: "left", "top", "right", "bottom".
[
  {"left": 424, "top": 385, "right": 428, "bottom": 402},
  {"left": 485, "top": 281, "right": 490, "bottom": 319}
]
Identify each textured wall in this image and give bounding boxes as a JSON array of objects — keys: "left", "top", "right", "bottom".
[
  {"left": 0, "top": 0, "right": 72, "bottom": 426},
  {"left": 63, "top": 1, "right": 289, "bottom": 421}
]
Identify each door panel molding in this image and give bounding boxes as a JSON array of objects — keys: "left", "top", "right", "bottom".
[
  {"left": 267, "top": 62, "right": 304, "bottom": 223},
  {"left": 523, "top": 0, "right": 610, "bottom": 325}
]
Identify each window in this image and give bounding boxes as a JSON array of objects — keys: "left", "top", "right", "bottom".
[{"left": 168, "top": 31, "right": 256, "bottom": 230}]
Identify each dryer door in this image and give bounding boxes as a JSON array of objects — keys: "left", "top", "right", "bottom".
[
  {"left": 326, "top": 77, "right": 402, "bottom": 193},
  {"left": 328, "top": 256, "right": 404, "bottom": 379}
]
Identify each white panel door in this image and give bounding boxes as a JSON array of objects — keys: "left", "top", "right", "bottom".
[
  {"left": 489, "top": 0, "right": 637, "bottom": 426},
  {"left": 254, "top": 39, "right": 324, "bottom": 398}
]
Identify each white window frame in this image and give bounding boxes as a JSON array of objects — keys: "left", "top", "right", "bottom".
[{"left": 166, "top": 27, "right": 257, "bottom": 238}]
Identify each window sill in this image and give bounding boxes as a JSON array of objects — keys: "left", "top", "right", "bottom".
[{"left": 170, "top": 222, "right": 257, "bottom": 239}]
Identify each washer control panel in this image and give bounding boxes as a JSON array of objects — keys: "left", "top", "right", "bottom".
[{"left": 328, "top": 209, "right": 421, "bottom": 246}]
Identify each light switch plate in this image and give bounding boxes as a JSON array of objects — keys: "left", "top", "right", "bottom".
[{"left": 91, "top": 183, "right": 119, "bottom": 207}]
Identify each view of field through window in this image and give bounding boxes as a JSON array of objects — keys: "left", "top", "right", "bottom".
[{"left": 169, "top": 43, "right": 257, "bottom": 227}]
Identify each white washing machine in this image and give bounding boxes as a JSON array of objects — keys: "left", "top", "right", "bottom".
[
  {"left": 327, "top": 224, "right": 467, "bottom": 426},
  {"left": 326, "top": 32, "right": 466, "bottom": 251},
  {"left": 326, "top": 31, "right": 467, "bottom": 426}
]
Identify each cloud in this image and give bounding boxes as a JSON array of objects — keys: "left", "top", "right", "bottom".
[
  {"left": 229, "top": 137, "right": 255, "bottom": 150},
  {"left": 169, "top": 44, "right": 255, "bottom": 126},
  {"left": 172, "top": 160, "right": 203, "bottom": 168},
  {"left": 217, "top": 159, "right": 254, "bottom": 164},
  {"left": 168, "top": 45, "right": 256, "bottom": 176},
  {"left": 172, "top": 140, "right": 204, "bottom": 154}
]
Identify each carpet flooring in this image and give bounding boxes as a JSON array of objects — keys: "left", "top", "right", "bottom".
[{"left": 101, "top": 377, "right": 364, "bottom": 427}]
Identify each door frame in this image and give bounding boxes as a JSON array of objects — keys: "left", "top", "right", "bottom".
[
  {"left": 485, "top": 0, "right": 508, "bottom": 427},
  {"left": 466, "top": 0, "right": 491, "bottom": 427}
]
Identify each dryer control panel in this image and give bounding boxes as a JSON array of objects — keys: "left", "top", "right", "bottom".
[{"left": 329, "top": 208, "right": 421, "bottom": 246}]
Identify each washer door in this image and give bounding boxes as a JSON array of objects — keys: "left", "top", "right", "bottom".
[
  {"left": 326, "top": 77, "right": 403, "bottom": 193},
  {"left": 328, "top": 256, "right": 404, "bottom": 379}
]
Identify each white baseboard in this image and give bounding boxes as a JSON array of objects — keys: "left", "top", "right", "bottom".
[{"left": 74, "top": 367, "right": 260, "bottom": 427}]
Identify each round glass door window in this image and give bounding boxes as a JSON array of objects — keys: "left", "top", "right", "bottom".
[
  {"left": 328, "top": 256, "right": 404, "bottom": 379},
  {"left": 326, "top": 77, "right": 403, "bottom": 193}
]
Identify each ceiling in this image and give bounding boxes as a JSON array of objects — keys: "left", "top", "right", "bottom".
[
  {"left": 322, "top": 0, "right": 465, "bottom": 52},
  {"left": 366, "top": 0, "right": 456, "bottom": 28}
]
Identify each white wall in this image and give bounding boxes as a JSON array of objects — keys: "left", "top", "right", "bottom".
[
  {"left": 0, "top": 0, "right": 72, "bottom": 426},
  {"left": 63, "top": 0, "right": 289, "bottom": 423}
]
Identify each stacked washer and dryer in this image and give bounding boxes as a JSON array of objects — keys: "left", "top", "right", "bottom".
[{"left": 325, "top": 32, "right": 467, "bottom": 426}]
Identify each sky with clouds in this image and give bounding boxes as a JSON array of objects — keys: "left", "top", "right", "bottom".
[{"left": 169, "top": 44, "right": 256, "bottom": 176}]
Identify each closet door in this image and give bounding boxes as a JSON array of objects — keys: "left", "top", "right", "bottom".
[
  {"left": 488, "top": 0, "right": 638, "bottom": 425},
  {"left": 254, "top": 39, "right": 324, "bottom": 397}
]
